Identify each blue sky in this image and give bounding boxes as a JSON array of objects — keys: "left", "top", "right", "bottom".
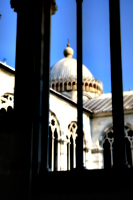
[{"left": 0, "top": 0, "right": 133, "bottom": 93}]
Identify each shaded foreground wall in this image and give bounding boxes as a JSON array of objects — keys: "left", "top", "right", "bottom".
[{"left": 0, "top": 110, "right": 133, "bottom": 200}]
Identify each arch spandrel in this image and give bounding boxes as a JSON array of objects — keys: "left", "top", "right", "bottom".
[{"left": 49, "top": 111, "right": 61, "bottom": 138}]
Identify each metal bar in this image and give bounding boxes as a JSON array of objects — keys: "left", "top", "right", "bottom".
[
  {"left": 109, "top": 0, "right": 128, "bottom": 167},
  {"left": 76, "top": 0, "right": 84, "bottom": 169}
]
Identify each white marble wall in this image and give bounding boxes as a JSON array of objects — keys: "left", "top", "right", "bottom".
[
  {"left": 0, "top": 66, "right": 15, "bottom": 110},
  {"left": 0, "top": 67, "right": 14, "bottom": 96},
  {"left": 49, "top": 91, "right": 93, "bottom": 170},
  {"left": 91, "top": 112, "right": 133, "bottom": 169}
]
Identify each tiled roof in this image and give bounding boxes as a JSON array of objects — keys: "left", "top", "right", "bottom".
[{"left": 83, "top": 91, "right": 133, "bottom": 113}]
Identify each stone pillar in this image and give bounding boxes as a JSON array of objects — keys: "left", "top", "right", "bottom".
[
  {"left": 39, "top": 0, "right": 57, "bottom": 174},
  {"left": 76, "top": 0, "right": 84, "bottom": 170},
  {"left": 10, "top": 1, "right": 43, "bottom": 199},
  {"left": 10, "top": 0, "right": 57, "bottom": 199},
  {"left": 39, "top": 1, "right": 51, "bottom": 173},
  {"left": 109, "top": 0, "right": 128, "bottom": 167}
]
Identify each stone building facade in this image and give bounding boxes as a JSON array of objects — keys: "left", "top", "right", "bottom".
[{"left": 0, "top": 45, "right": 133, "bottom": 171}]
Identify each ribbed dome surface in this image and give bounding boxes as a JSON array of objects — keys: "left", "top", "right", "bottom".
[{"left": 50, "top": 57, "right": 93, "bottom": 81}]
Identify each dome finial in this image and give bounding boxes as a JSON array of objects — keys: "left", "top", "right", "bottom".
[
  {"left": 64, "top": 40, "right": 73, "bottom": 58},
  {"left": 67, "top": 39, "right": 70, "bottom": 47}
]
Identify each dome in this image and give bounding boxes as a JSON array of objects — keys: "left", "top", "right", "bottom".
[
  {"left": 50, "top": 43, "right": 103, "bottom": 102},
  {"left": 50, "top": 44, "right": 93, "bottom": 81}
]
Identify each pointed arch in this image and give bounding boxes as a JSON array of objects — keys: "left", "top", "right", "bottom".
[
  {"left": 66, "top": 121, "right": 86, "bottom": 170},
  {"left": 49, "top": 111, "right": 61, "bottom": 171},
  {"left": 99, "top": 122, "right": 133, "bottom": 168}
]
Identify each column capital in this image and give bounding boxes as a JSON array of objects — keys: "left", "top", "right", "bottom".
[
  {"left": 76, "top": 0, "right": 83, "bottom": 2},
  {"left": 10, "top": 0, "right": 58, "bottom": 14},
  {"left": 51, "top": 0, "right": 58, "bottom": 15},
  {"left": 10, "top": 0, "right": 20, "bottom": 12}
]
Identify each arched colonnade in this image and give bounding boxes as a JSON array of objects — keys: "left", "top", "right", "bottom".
[
  {"left": 48, "top": 111, "right": 89, "bottom": 171},
  {"left": 99, "top": 123, "right": 133, "bottom": 168},
  {"left": 51, "top": 78, "right": 103, "bottom": 94}
]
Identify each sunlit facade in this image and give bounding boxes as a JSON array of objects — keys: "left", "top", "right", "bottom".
[{"left": 0, "top": 45, "right": 133, "bottom": 170}]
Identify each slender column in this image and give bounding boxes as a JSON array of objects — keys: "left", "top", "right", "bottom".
[
  {"left": 110, "top": 146, "right": 113, "bottom": 167},
  {"left": 73, "top": 141, "right": 76, "bottom": 168},
  {"left": 51, "top": 130, "right": 54, "bottom": 171},
  {"left": 108, "top": 139, "right": 114, "bottom": 168},
  {"left": 76, "top": 0, "right": 84, "bottom": 170},
  {"left": 56, "top": 137, "right": 58, "bottom": 171},
  {"left": 55, "top": 136, "right": 58, "bottom": 171},
  {"left": 57, "top": 140, "right": 60, "bottom": 171},
  {"left": 68, "top": 142, "right": 70, "bottom": 170},
  {"left": 59, "top": 140, "right": 64, "bottom": 171},
  {"left": 63, "top": 139, "right": 67, "bottom": 170},
  {"left": 109, "top": 0, "right": 128, "bottom": 167}
]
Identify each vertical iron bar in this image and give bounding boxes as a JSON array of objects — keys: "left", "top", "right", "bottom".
[
  {"left": 76, "top": 0, "right": 84, "bottom": 169},
  {"left": 109, "top": 0, "right": 128, "bottom": 167}
]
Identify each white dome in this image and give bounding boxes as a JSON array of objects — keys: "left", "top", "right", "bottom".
[
  {"left": 50, "top": 57, "right": 93, "bottom": 81},
  {"left": 50, "top": 44, "right": 93, "bottom": 81}
]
